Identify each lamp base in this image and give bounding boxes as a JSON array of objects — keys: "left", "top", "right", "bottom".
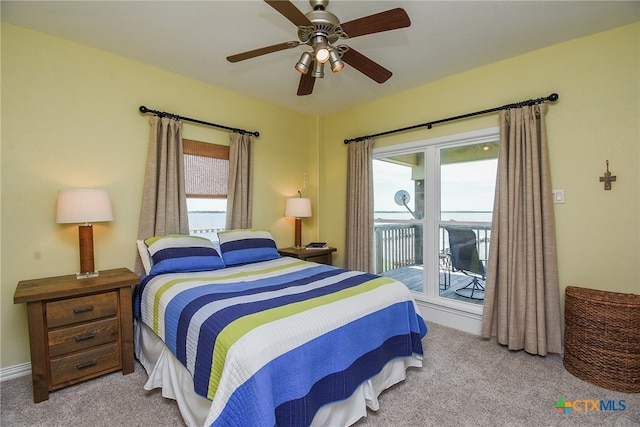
[
  {"left": 76, "top": 271, "right": 99, "bottom": 280},
  {"left": 294, "top": 217, "right": 303, "bottom": 249},
  {"left": 78, "top": 224, "right": 96, "bottom": 277}
]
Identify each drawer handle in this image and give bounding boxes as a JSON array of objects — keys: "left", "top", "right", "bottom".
[
  {"left": 76, "top": 360, "right": 97, "bottom": 370},
  {"left": 74, "top": 332, "right": 96, "bottom": 342},
  {"left": 73, "top": 305, "right": 94, "bottom": 314}
]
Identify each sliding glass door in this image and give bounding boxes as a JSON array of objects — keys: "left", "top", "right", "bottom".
[{"left": 373, "top": 129, "right": 498, "bottom": 313}]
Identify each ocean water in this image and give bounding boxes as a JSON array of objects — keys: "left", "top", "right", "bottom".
[{"left": 375, "top": 211, "right": 493, "bottom": 223}]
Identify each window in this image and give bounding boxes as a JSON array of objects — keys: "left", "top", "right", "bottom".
[
  {"left": 373, "top": 128, "right": 499, "bottom": 319},
  {"left": 183, "top": 139, "right": 229, "bottom": 242}
]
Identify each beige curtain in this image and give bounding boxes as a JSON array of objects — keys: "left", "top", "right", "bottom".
[
  {"left": 345, "top": 138, "right": 374, "bottom": 272},
  {"left": 481, "top": 104, "right": 562, "bottom": 356},
  {"left": 136, "top": 116, "right": 189, "bottom": 274},
  {"left": 226, "top": 132, "right": 253, "bottom": 230}
]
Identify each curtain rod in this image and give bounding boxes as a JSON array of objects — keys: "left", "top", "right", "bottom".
[
  {"left": 343, "top": 93, "right": 558, "bottom": 144},
  {"left": 138, "top": 106, "right": 260, "bottom": 137}
]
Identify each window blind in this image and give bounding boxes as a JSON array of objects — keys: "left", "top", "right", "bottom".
[{"left": 183, "top": 139, "right": 229, "bottom": 198}]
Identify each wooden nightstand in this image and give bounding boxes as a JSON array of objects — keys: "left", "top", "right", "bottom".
[
  {"left": 278, "top": 247, "right": 337, "bottom": 266},
  {"left": 14, "top": 267, "right": 138, "bottom": 403}
]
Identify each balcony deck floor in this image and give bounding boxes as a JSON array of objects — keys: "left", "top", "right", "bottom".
[{"left": 380, "top": 265, "right": 485, "bottom": 305}]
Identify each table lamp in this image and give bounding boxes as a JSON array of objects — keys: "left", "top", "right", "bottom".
[
  {"left": 284, "top": 192, "right": 311, "bottom": 249},
  {"left": 56, "top": 188, "right": 114, "bottom": 279}
]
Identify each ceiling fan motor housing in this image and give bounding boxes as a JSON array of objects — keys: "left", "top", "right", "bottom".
[{"left": 299, "top": 7, "right": 342, "bottom": 44}]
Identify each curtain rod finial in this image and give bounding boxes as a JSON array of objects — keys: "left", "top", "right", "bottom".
[
  {"left": 549, "top": 93, "right": 559, "bottom": 102},
  {"left": 139, "top": 106, "right": 148, "bottom": 113}
]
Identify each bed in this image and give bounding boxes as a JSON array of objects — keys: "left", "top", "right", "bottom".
[{"left": 133, "top": 231, "right": 427, "bottom": 427}]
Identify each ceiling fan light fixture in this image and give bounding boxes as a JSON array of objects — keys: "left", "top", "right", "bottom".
[
  {"left": 311, "top": 60, "right": 324, "bottom": 78},
  {"left": 312, "top": 35, "right": 330, "bottom": 63},
  {"left": 316, "top": 47, "right": 330, "bottom": 63},
  {"left": 295, "top": 51, "right": 313, "bottom": 74},
  {"left": 328, "top": 48, "right": 344, "bottom": 72}
]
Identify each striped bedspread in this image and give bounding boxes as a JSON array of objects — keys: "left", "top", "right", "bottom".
[{"left": 136, "top": 256, "right": 427, "bottom": 426}]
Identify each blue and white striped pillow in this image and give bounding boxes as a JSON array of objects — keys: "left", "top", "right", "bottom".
[
  {"left": 145, "top": 234, "right": 225, "bottom": 275},
  {"left": 218, "top": 229, "right": 280, "bottom": 266}
]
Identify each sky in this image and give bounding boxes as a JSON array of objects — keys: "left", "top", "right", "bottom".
[
  {"left": 187, "top": 198, "right": 227, "bottom": 211},
  {"left": 373, "top": 158, "right": 496, "bottom": 213},
  {"left": 441, "top": 159, "right": 497, "bottom": 212}
]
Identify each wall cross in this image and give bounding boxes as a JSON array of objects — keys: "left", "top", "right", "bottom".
[{"left": 599, "top": 160, "right": 616, "bottom": 190}]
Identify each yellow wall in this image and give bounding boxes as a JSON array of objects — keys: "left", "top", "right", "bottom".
[
  {"left": 321, "top": 23, "right": 640, "bottom": 298},
  {"left": 1, "top": 23, "right": 317, "bottom": 368},
  {"left": 2, "top": 21, "right": 639, "bottom": 371}
]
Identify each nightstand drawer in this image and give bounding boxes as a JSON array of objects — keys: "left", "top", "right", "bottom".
[
  {"left": 50, "top": 342, "right": 120, "bottom": 386},
  {"left": 48, "top": 318, "right": 119, "bottom": 358},
  {"left": 46, "top": 292, "right": 118, "bottom": 328}
]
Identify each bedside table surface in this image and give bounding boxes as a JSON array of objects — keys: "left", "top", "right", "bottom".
[{"left": 14, "top": 268, "right": 139, "bottom": 304}]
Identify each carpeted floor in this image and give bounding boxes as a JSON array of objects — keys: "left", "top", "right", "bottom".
[{"left": 1, "top": 322, "right": 638, "bottom": 426}]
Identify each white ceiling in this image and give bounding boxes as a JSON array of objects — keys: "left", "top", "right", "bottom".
[{"left": 2, "top": 1, "right": 639, "bottom": 115}]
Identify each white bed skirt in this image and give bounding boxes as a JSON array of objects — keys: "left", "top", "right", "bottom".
[{"left": 134, "top": 319, "right": 422, "bottom": 427}]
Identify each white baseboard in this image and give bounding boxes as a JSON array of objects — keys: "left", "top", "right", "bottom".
[
  {"left": 415, "top": 299, "right": 483, "bottom": 335},
  {"left": 0, "top": 362, "right": 31, "bottom": 382}
]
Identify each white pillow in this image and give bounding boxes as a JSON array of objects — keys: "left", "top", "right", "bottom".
[{"left": 137, "top": 239, "right": 152, "bottom": 275}]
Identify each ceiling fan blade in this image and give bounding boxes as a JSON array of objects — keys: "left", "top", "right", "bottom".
[
  {"left": 340, "top": 8, "right": 411, "bottom": 38},
  {"left": 341, "top": 48, "right": 392, "bottom": 84},
  {"left": 297, "top": 71, "right": 316, "bottom": 96},
  {"left": 264, "top": 0, "right": 313, "bottom": 27},
  {"left": 227, "top": 41, "right": 300, "bottom": 63}
]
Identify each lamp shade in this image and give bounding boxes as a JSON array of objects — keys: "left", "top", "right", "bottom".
[
  {"left": 285, "top": 197, "right": 311, "bottom": 218},
  {"left": 56, "top": 189, "right": 114, "bottom": 224}
]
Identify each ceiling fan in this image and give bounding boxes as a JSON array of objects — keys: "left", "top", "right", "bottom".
[{"left": 226, "top": 0, "right": 411, "bottom": 96}]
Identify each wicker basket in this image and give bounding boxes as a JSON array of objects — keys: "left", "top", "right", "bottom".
[{"left": 563, "top": 286, "right": 640, "bottom": 393}]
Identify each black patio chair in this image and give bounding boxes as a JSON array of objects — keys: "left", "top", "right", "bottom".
[{"left": 445, "top": 226, "right": 485, "bottom": 300}]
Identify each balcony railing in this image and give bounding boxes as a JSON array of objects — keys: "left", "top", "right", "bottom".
[
  {"left": 190, "top": 227, "right": 225, "bottom": 235},
  {"left": 374, "top": 224, "right": 418, "bottom": 273},
  {"left": 189, "top": 227, "right": 225, "bottom": 242},
  {"left": 374, "top": 222, "right": 491, "bottom": 274}
]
